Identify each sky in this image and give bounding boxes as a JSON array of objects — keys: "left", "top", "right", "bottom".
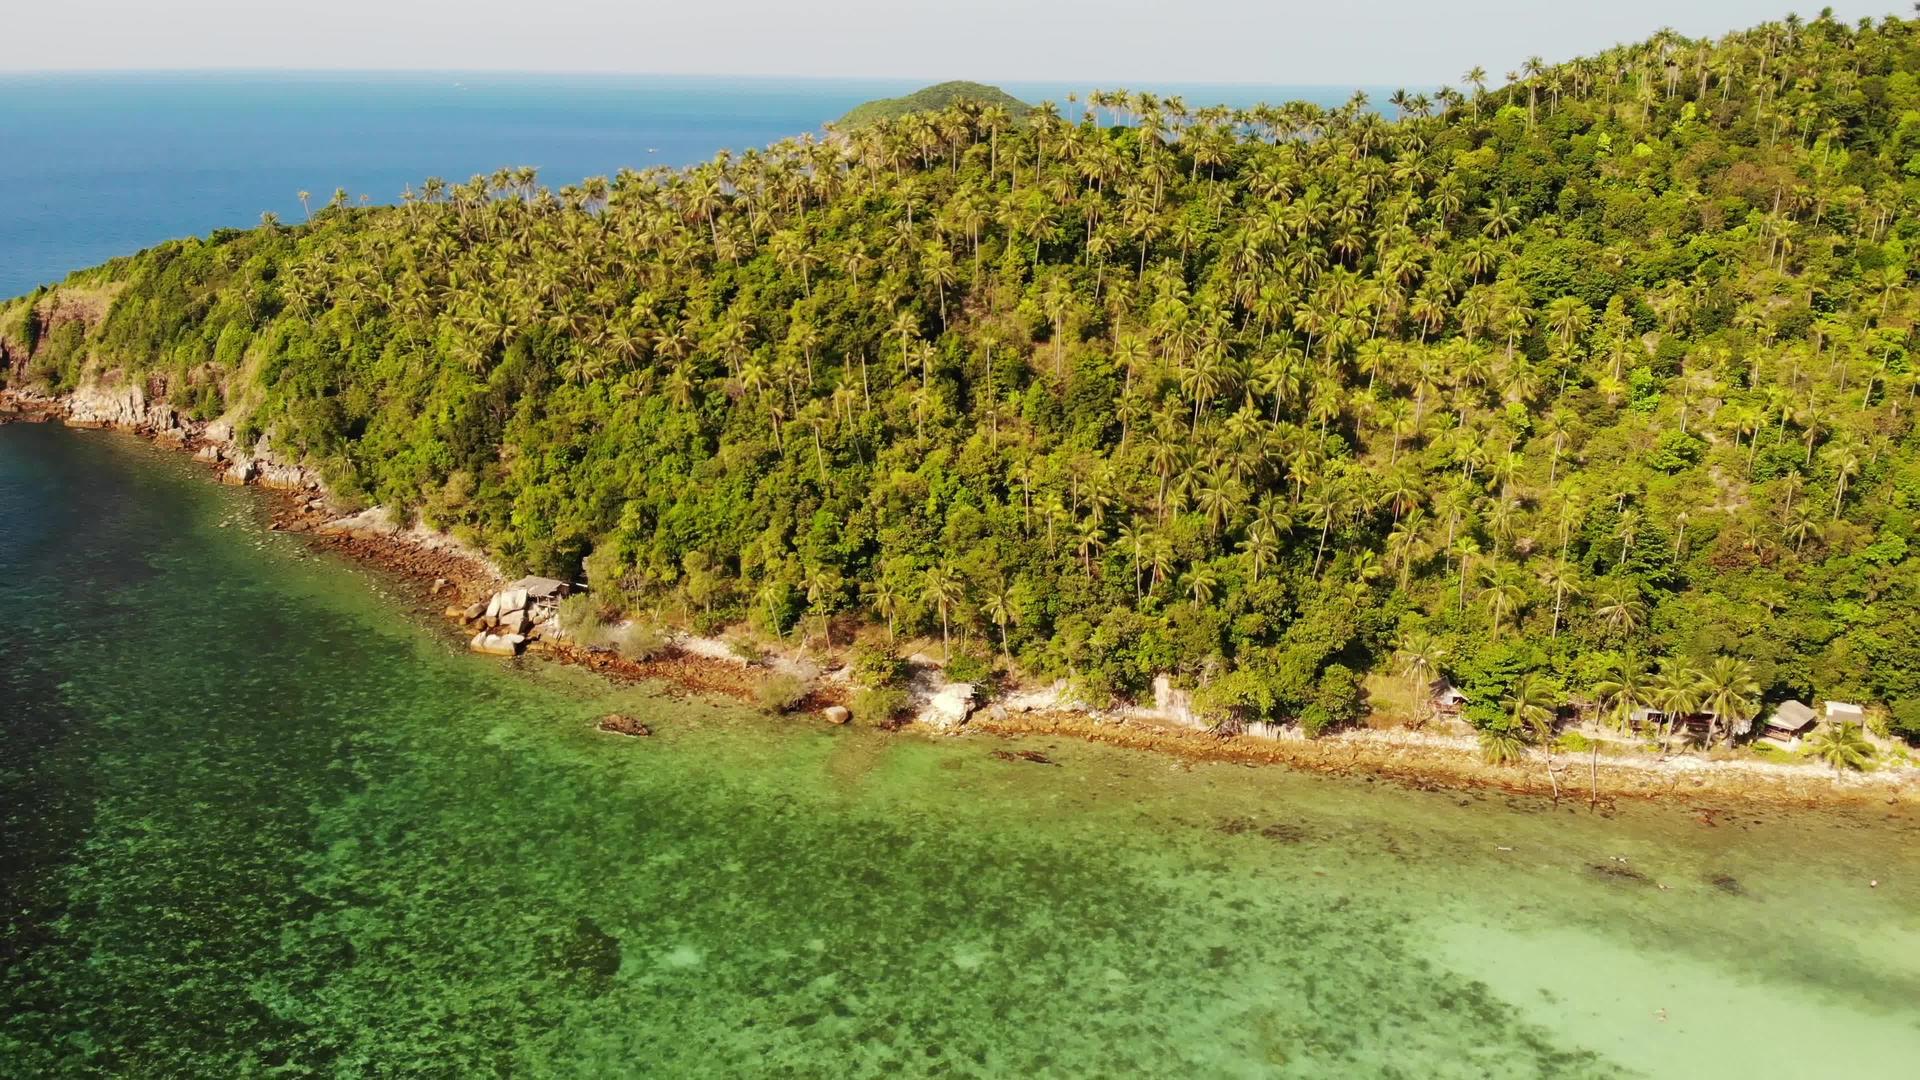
[{"left": 4, "top": 1, "right": 1904, "bottom": 85}]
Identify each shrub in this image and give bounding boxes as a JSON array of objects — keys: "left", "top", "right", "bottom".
[
  {"left": 755, "top": 673, "right": 811, "bottom": 714},
  {"left": 729, "top": 636, "right": 768, "bottom": 665},
  {"left": 851, "top": 641, "right": 908, "bottom": 688},
  {"left": 602, "top": 621, "right": 668, "bottom": 661},
  {"left": 1556, "top": 731, "right": 1595, "bottom": 753},
  {"left": 1890, "top": 698, "right": 1920, "bottom": 742},
  {"left": 944, "top": 651, "right": 992, "bottom": 686},
  {"left": 555, "top": 593, "right": 601, "bottom": 638},
  {"left": 851, "top": 686, "right": 909, "bottom": 725}
]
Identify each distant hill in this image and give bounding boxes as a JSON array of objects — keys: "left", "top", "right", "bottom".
[{"left": 835, "top": 81, "right": 1031, "bottom": 128}]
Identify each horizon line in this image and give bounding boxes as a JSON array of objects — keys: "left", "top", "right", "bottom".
[{"left": 0, "top": 67, "right": 1402, "bottom": 91}]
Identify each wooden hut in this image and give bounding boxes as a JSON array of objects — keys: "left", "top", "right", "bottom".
[
  {"left": 506, "top": 576, "right": 571, "bottom": 621},
  {"left": 1428, "top": 679, "right": 1469, "bottom": 716},
  {"left": 1761, "top": 700, "right": 1817, "bottom": 748}
]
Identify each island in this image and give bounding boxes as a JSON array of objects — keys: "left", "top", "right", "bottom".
[
  {"left": 4, "top": 12, "right": 1917, "bottom": 798},
  {"left": 835, "top": 80, "right": 1030, "bottom": 128}
]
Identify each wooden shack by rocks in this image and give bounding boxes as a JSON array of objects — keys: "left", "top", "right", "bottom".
[{"left": 459, "top": 576, "right": 573, "bottom": 656}]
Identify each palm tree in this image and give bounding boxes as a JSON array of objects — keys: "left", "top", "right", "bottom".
[
  {"left": 1592, "top": 578, "right": 1646, "bottom": 637},
  {"left": 1479, "top": 724, "right": 1529, "bottom": 765},
  {"left": 1236, "top": 524, "right": 1279, "bottom": 585},
  {"left": 1593, "top": 655, "right": 1652, "bottom": 734},
  {"left": 1696, "top": 655, "right": 1760, "bottom": 746},
  {"left": 982, "top": 577, "right": 1017, "bottom": 662},
  {"left": 1476, "top": 564, "right": 1528, "bottom": 636},
  {"left": 1805, "top": 722, "right": 1875, "bottom": 774},
  {"left": 866, "top": 579, "right": 905, "bottom": 640},
  {"left": 921, "top": 563, "right": 965, "bottom": 662},
  {"left": 1185, "top": 563, "right": 1219, "bottom": 606},
  {"left": 1537, "top": 559, "right": 1581, "bottom": 638},
  {"left": 1505, "top": 673, "right": 1558, "bottom": 741},
  {"left": 1651, "top": 664, "right": 1704, "bottom": 746},
  {"left": 1394, "top": 629, "right": 1447, "bottom": 720},
  {"left": 1505, "top": 672, "right": 1562, "bottom": 788},
  {"left": 1463, "top": 66, "right": 1489, "bottom": 120}
]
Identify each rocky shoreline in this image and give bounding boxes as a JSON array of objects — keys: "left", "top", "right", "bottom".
[{"left": 8, "top": 380, "right": 1915, "bottom": 810}]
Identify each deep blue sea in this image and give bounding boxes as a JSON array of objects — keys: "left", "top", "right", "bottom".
[{"left": 0, "top": 72, "right": 1380, "bottom": 298}]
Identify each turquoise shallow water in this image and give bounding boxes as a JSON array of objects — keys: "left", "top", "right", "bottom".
[{"left": 1, "top": 422, "right": 1917, "bottom": 1078}]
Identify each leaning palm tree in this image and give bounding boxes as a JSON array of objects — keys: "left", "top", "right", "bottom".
[
  {"left": 1503, "top": 673, "right": 1562, "bottom": 792},
  {"left": 1805, "top": 722, "right": 1875, "bottom": 774}
]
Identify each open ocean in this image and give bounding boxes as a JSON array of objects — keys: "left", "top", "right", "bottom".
[{"left": 0, "top": 72, "right": 1379, "bottom": 298}]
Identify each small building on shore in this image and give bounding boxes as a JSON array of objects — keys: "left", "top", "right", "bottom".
[
  {"left": 506, "top": 576, "right": 571, "bottom": 620},
  {"left": 1824, "top": 701, "right": 1866, "bottom": 727},
  {"left": 1429, "top": 679, "right": 1469, "bottom": 716},
  {"left": 1761, "top": 700, "right": 1818, "bottom": 748}
]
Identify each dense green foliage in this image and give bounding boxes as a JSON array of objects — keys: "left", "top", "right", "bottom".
[
  {"left": 8, "top": 13, "right": 1920, "bottom": 744},
  {"left": 836, "top": 81, "right": 1030, "bottom": 128}
]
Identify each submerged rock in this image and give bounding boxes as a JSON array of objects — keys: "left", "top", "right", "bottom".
[
  {"left": 990, "top": 748, "right": 1057, "bottom": 765},
  {"left": 596, "top": 714, "right": 652, "bottom": 737},
  {"left": 1587, "top": 861, "right": 1653, "bottom": 885}
]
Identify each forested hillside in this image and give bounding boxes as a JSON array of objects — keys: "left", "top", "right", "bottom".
[{"left": 7, "top": 12, "right": 1920, "bottom": 748}]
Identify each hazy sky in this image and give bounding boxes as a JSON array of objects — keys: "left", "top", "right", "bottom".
[{"left": 5, "top": 2, "right": 1902, "bottom": 84}]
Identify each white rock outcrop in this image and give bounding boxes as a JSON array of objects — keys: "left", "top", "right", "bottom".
[
  {"left": 916, "top": 681, "right": 977, "bottom": 732},
  {"left": 63, "top": 376, "right": 189, "bottom": 436},
  {"left": 469, "top": 631, "right": 527, "bottom": 657}
]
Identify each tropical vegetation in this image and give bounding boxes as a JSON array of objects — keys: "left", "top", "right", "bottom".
[{"left": 6, "top": 12, "right": 1920, "bottom": 754}]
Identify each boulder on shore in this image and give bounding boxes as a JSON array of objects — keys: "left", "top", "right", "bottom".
[
  {"left": 222, "top": 459, "right": 258, "bottom": 486},
  {"left": 469, "top": 631, "right": 526, "bottom": 657},
  {"left": 822, "top": 705, "right": 851, "bottom": 725},
  {"left": 916, "top": 682, "right": 977, "bottom": 732}
]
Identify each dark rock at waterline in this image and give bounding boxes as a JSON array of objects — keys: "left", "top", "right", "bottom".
[
  {"left": 1259, "top": 822, "right": 1309, "bottom": 843},
  {"left": 596, "top": 714, "right": 652, "bottom": 737},
  {"left": 1587, "top": 861, "right": 1653, "bottom": 885}
]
